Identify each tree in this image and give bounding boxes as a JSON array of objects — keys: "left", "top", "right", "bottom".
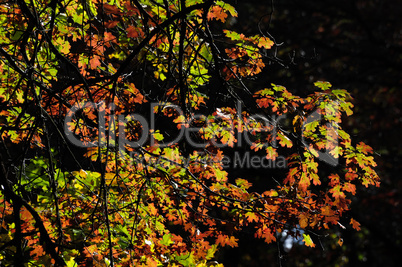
[
  {"left": 222, "top": 1, "right": 401, "bottom": 266},
  {"left": 0, "top": 0, "right": 380, "bottom": 266}
]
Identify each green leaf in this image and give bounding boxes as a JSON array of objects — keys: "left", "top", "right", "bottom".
[
  {"left": 160, "top": 234, "right": 174, "bottom": 246},
  {"left": 314, "top": 81, "right": 332, "bottom": 90},
  {"left": 304, "top": 120, "right": 319, "bottom": 132},
  {"left": 223, "top": 30, "right": 241, "bottom": 41},
  {"left": 216, "top": 0, "right": 238, "bottom": 17}
]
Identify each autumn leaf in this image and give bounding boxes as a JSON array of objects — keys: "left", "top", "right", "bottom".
[
  {"left": 257, "top": 37, "right": 274, "bottom": 49},
  {"left": 356, "top": 142, "right": 373, "bottom": 154},
  {"left": 216, "top": 234, "right": 238, "bottom": 247},
  {"left": 103, "top": 3, "right": 121, "bottom": 15},
  {"left": 299, "top": 213, "right": 309, "bottom": 228},
  {"left": 303, "top": 234, "right": 316, "bottom": 248},
  {"left": 89, "top": 56, "right": 101, "bottom": 69},
  {"left": 277, "top": 132, "right": 293, "bottom": 148},
  {"left": 30, "top": 245, "right": 45, "bottom": 257},
  {"left": 207, "top": 6, "right": 228, "bottom": 22},
  {"left": 314, "top": 81, "right": 332, "bottom": 90},
  {"left": 216, "top": 0, "right": 238, "bottom": 17},
  {"left": 265, "top": 146, "right": 278, "bottom": 160},
  {"left": 0, "top": 0, "right": 381, "bottom": 265},
  {"left": 350, "top": 218, "right": 361, "bottom": 231},
  {"left": 299, "top": 172, "right": 310, "bottom": 192},
  {"left": 127, "top": 25, "right": 140, "bottom": 38},
  {"left": 246, "top": 212, "right": 258, "bottom": 223},
  {"left": 343, "top": 182, "right": 356, "bottom": 195}
]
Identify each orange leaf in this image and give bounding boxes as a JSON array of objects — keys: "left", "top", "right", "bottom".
[
  {"left": 298, "top": 172, "right": 310, "bottom": 192},
  {"left": 246, "top": 212, "right": 258, "bottom": 223},
  {"left": 265, "top": 146, "right": 278, "bottom": 160},
  {"left": 207, "top": 6, "right": 228, "bottom": 22},
  {"left": 350, "top": 218, "right": 361, "bottom": 231},
  {"left": 257, "top": 37, "right": 274, "bottom": 49},
  {"left": 299, "top": 213, "right": 309, "bottom": 228},
  {"left": 89, "top": 56, "right": 101, "bottom": 69},
  {"left": 343, "top": 182, "right": 356, "bottom": 195},
  {"left": 30, "top": 245, "right": 45, "bottom": 257},
  {"left": 356, "top": 142, "right": 373, "bottom": 154},
  {"left": 148, "top": 203, "right": 158, "bottom": 216},
  {"left": 216, "top": 234, "right": 227, "bottom": 247},
  {"left": 104, "top": 31, "right": 115, "bottom": 43}
]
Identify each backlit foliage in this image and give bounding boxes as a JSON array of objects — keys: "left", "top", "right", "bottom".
[{"left": 0, "top": 0, "right": 379, "bottom": 266}]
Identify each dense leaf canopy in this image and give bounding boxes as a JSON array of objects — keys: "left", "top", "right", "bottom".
[{"left": 0, "top": 0, "right": 381, "bottom": 266}]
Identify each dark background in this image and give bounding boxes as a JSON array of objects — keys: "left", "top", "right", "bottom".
[{"left": 216, "top": 0, "right": 402, "bottom": 266}]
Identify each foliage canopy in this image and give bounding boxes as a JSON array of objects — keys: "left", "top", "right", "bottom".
[{"left": 0, "top": 0, "right": 379, "bottom": 266}]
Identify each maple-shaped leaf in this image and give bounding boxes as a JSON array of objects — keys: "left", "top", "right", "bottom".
[
  {"left": 30, "top": 245, "right": 45, "bottom": 257},
  {"left": 60, "top": 40, "right": 71, "bottom": 54},
  {"left": 256, "top": 97, "right": 273, "bottom": 108},
  {"left": 223, "top": 30, "right": 241, "bottom": 41},
  {"left": 284, "top": 167, "right": 298, "bottom": 185},
  {"left": 329, "top": 184, "right": 345, "bottom": 199},
  {"left": 298, "top": 172, "right": 310, "bottom": 192},
  {"left": 220, "top": 130, "right": 236, "bottom": 147},
  {"left": 227, "top": 236, "right": 239, "bottom": 247},
  {"left": 277, "top": 132, "right": 293, "bottom": 148},
  {"left": 235, "top": 178, "right": 252, "bottom": 189},
  {"left": 246, "top": 212, "right": 258, "bottom": 223},
  {"left": 207, "top": 6, "right": 228, "bottom": 22},
  {"left": 127, "top": 25, "right": 140, "bottom": 38},
  {"left": 314, "top": 81, "right": 332, "bottom": 90},
  {"left": 356, "top": 141, "right": 373, "bottom": 155},
  {"left": 148, "top": 203, "right": 158, "bottom": 216},
  {"left": 104, "top": 31, "right": 115, "bottom": 43},
  {"left": 343, "top": 182, "right": 356, "bottom": 195},
  {"left": 350, "top": 218, "right": 361, "bottom": 231},
  {"left": 311, "top": 172, "right": 321, "bottom": 186},
  {"left": 216, "top": 234, "right": 238, "bottom": 247},
  {"left": 89, "top": 56, "right": 101, "bottom": 69},
  {"left": 328, "top": 173, "right": 340, "bottom": 186},
  {"left": 303, "top": 234, "right": 316, "bottom": 248},
  {"left": 345, "top": 169, "right": 358, "bottom": 181},
  {"left": 265, "top": 146, "right": 278, "bottom": 160},
  {"left": 257, "top": 37, "right": 274, "bottom": 49},
  {"left": 216, "top": 0, "right": 238, "bottom": 17}
]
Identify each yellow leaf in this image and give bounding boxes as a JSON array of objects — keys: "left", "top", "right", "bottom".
[{"left": 303, "top": 234, "right": 316, "bottom": 248}]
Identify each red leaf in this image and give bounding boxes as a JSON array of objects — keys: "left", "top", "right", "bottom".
[
  {"left": 127, "top": 25, "right": 140, "bottom": 38},
  {"left": 103, "top": 4, "right": 122, "bottom": 15},
  {"left": 105, "top": 20, "right": 119, "bottom": 28}
]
